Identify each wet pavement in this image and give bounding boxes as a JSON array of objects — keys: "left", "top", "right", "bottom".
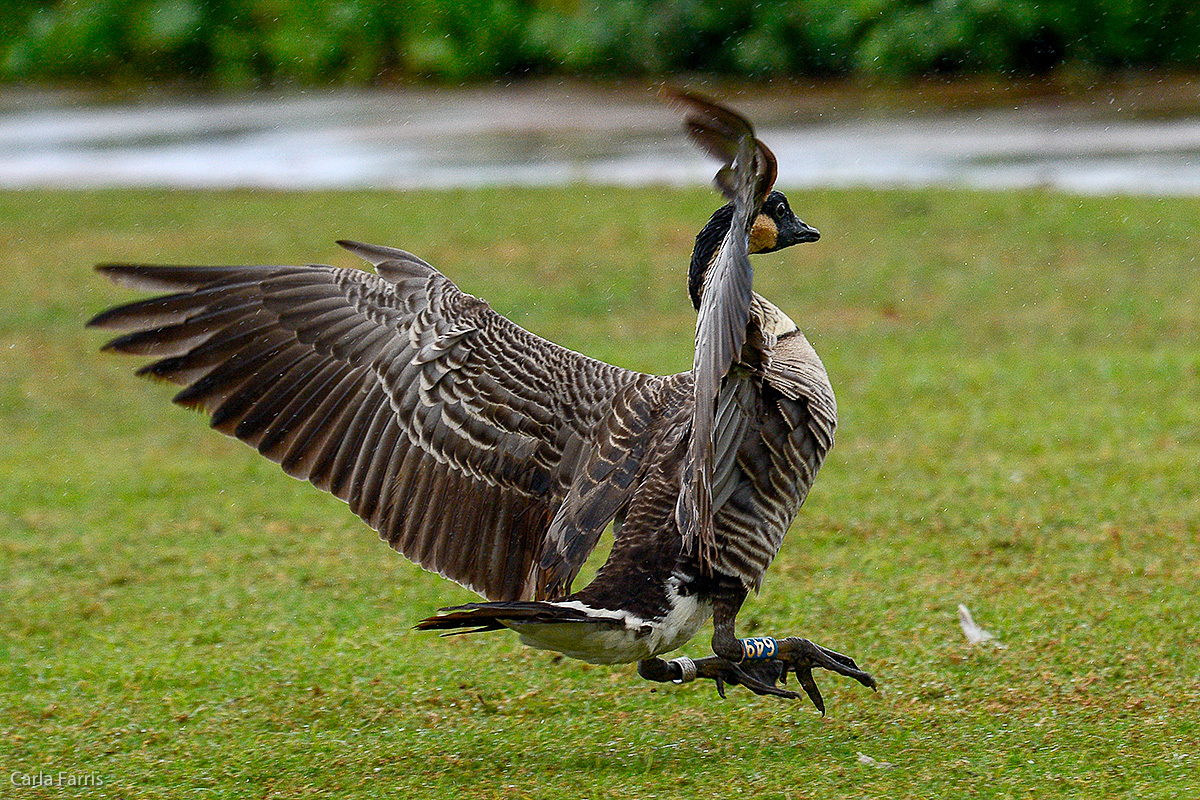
[{"left": 1, "top": 82, "right": 1199, "bottom": 194}]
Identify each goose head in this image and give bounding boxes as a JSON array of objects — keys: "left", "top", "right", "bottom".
[{"left": 688, "top": 190, "right": 819, "bottom": 310}]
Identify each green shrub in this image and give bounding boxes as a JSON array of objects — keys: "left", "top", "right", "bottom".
[{"left": 2, "top": 0, "right": 1197, "bottom": 87}]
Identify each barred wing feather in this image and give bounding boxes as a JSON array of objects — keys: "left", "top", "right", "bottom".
[
  {"left": 662, "top": 88, "right": 778, "bottom": 570},
  {"left": 89, "top": 240, "right": 657, "bottom": 602}
]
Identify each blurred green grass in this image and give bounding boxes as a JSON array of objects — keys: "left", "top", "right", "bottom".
[{"left": 1, "top": 186, "right": 1197, "bottom": 798}]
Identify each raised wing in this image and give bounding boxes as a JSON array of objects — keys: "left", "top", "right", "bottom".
[
  {"left": 663, "top": 88, "right": 779, "bottom": 568},
  {"left": 89, "top": 240, "right": 658, "bottom": 602}
]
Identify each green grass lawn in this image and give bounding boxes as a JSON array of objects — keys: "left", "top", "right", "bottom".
[{"left": 1, "top": 186, "right": 1197, "bottom": 798}]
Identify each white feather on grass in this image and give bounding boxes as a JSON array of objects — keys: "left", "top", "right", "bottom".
[{"left": 958, "top": 604, "right": 1003, "bottom": 647}]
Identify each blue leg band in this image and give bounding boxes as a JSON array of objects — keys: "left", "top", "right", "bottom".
[{"left": 740, "top": 637, "right": 778, "bottom": 661}]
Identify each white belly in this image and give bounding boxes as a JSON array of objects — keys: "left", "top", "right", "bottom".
[{"left": 503, "top": 591, "right": 713, "bottom": 665}]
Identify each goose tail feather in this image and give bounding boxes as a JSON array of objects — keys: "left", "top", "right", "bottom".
[{"left": 415, "top": 601, "right": 591, "bottom": 635}]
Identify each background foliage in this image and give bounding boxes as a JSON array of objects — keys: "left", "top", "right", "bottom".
[{"left": 2, "top": 0, "right": 1198, "bottom": 88}]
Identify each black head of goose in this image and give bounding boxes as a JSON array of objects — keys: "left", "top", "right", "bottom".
[
  {"left": 689, "top": 189, "right": 819, "bottom": 312},
  {"left": 88, "top": 89, "right": 875, "bottom": 711}
]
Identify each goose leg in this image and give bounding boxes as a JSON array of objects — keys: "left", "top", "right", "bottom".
[
  {"left": 638, "top": 653, "right": 796, "bottom": 699},
  {"left": 638, "top": 590, "right": 876, "bottom": 711}
]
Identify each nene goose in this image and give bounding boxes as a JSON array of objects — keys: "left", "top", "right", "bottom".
[{"left": 88, "top": 90, "right": 875, "bottom": 710}]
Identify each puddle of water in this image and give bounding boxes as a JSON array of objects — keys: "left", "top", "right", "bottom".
[{"left": 1, "top": 87, "right": 1199, "bottom": 194}]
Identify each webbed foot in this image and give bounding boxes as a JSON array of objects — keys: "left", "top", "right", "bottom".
[
  {"left": 639, "top": 655, "right": 797, "bottom": 699},
  {"left": 770, "top": 637, "right": 876, "bottom": 714},
  {"left": 638, "top": 637, "right": 875, "bottom": 713}
]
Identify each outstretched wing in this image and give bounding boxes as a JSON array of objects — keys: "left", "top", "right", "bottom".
[
  {"left": 89, "top": 240, "right": 659, "bottom": 602},
  {"left": 662, "top": 88, "right": 778, "bottom": 569}
]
